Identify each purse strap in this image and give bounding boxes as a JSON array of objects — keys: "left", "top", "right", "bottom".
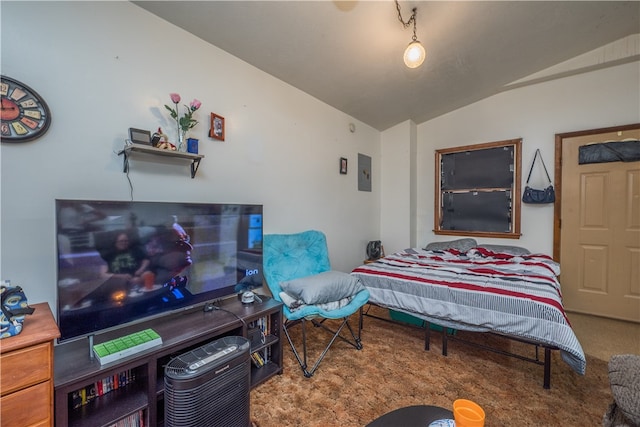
[{"left": 526, "top": 149, "right": 552, "bottom": 185}]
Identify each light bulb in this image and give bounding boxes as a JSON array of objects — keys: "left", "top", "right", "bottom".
[{"left": 403, "top": 40, "right": 426, "bottom": 68}]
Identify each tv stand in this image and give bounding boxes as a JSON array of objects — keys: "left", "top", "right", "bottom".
[{"left": 54, "top": 297, "right": 282, "bottom": 427}]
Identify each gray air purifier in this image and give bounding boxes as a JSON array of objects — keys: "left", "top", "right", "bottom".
[{"left": 164, "top": 336, "right": 251, "bottom": 427}]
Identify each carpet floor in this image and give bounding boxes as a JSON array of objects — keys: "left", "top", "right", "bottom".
[{"left": 250, "top": 306, "right": 611, "bottom": 426}]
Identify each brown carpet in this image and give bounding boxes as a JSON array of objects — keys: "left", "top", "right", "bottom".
[{"left": 250, "top": 306, "right": 611, "bottom": 426}]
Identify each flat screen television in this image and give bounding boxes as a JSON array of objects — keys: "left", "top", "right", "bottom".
[{"left": 55, "top": 199, "right": 263, "bottom": 342}]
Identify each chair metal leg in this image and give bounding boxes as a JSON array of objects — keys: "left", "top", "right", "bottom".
[
  {"left": 282, "top": 319, "right": 308, "bottom": 374},
  {"left": 301, "top": 318, "right": 308, "bottom": 371},
  {"left": 342, "top": 317, "right": 363, "bottom": 350},
  {"left": 310, "top": 318, "right": 362, "bottom": 350},
  {"left": 283, "top": 315, "right": 364, "bottom": 377}
]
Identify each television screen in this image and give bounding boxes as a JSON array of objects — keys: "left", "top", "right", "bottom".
[{"left": 55, "top": 199, "right": 263, "bottom": 342}]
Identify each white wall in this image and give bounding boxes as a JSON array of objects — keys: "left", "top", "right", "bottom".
[
  {"left": 0, "top": 2, "right": 381, "bottom": 310},
  {"left": 380, "top": 120, "right": 417, "bottom": 254},
  {"left": 413, "top": 61, "right": 640, "bottom": 254}
]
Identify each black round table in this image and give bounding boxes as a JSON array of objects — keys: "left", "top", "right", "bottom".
[{"left": 366, "top": 405, "right": 454, "bottom": 427}]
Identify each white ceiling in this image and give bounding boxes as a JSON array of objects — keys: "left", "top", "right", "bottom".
[{"left": 133, "top": 1, "right": 640, "bottom": 131}]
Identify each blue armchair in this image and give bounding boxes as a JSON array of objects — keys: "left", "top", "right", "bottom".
[{"left": 263, "top": 230, "right": 370, "bottom": 377}]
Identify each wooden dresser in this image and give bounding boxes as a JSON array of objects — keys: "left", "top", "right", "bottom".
[{"left": 1, "top": 302, "right": 60, "bottom": 427}]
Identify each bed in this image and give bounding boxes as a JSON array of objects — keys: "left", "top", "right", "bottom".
[{"left": 351, "top": 240, "right": 586, "bottom": 388}]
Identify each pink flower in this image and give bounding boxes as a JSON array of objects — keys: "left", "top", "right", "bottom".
[
  {"left": 190, "top": 99, "right": 201, "bottom": 111},
  {"left": 164, "top": 93, "right": 201, "bottom": 133}
]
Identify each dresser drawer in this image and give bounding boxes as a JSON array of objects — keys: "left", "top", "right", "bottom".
[
  {"left": 0, "top": 342, "right": 52, "bottom": 396},
  {"left": 0, "top": 380, "right": 52, "bottom": 427}
]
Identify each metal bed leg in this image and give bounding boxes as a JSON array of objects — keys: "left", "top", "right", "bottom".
[
  {"left": 442, "top": 327, "right": 448, "bottom": 356},
  {"left": 425, "top": 322, "right": 431, "bottom": 351},
  {"left": 543, "top": 347, "right": 551, "bottom": 389}
]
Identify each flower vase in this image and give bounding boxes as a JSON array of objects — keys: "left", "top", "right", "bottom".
[{"left": 177, "top": 130, "right": 187, "bottom": 152}]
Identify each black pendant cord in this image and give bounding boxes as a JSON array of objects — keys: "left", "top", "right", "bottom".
[{"left": 395, "top": 0, "right": 418, "bottom": 41}]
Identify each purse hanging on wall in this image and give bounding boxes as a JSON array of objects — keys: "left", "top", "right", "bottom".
[{"left": 522, "top": 149, "right": 555, "bottom": 204}]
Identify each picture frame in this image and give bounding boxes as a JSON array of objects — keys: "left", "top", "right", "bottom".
[
  {"left": 209, "top": 113, "right": 225, "bottom": 141},
  {"left": 340, "top": 157, "right": 348, "bottom": 174}
]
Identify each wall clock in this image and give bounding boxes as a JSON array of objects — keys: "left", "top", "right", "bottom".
[{"left": 1, "top": 75, "right": 51, "bottom": 142}]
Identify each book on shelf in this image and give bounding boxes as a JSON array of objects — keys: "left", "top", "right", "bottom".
[
  {"left": 251, "top": 351, "right": 265, "bottom": 368},
  {"left": 106, "top": 409, "right": 145, "bottom": 427},
  {"left": 69, "top": 368, "right": 136, "bottom": 409},
  {"left": 249, "top": 316, "right": 272, "bottom": 347}
]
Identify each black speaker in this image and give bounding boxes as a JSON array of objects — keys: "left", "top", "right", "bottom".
[
  {"left": 164, "top": 336, "right": 251, "bottom": 427},
  {"left": 366, "top": 240, "right": 383, "bottom": 260}
]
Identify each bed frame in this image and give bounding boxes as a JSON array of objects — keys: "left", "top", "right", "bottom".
[{"left": 361, "top": 304, "right": 554, "bottom": 389}]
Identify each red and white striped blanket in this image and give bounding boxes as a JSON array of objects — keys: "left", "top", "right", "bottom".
[{"left": 351, "top": 247, "right": 586, "bottom": 375}]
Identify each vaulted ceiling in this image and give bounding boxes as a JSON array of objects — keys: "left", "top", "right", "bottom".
[{"left": 134, "top": 1, "right": 640, "bottom": 131}]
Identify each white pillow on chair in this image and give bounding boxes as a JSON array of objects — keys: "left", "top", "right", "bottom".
[{"left": 281, "top": 271, "right": 365, "bottom": 305}]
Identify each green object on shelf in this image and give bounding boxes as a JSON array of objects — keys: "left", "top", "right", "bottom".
[
  {"left": 389, "top": 310, "right": 456, "bottom": 335},
  {"left": 92, "top": 328, "right": 162, "bottom": 365}
]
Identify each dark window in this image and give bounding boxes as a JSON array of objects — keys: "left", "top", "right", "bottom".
[{"left": 435, "top": 139, "right": 522, "bottom": 239}]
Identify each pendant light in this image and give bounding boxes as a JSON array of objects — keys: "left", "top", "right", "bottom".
[{"left": 395, "top": 1, "right": 426, "bottom": 69}]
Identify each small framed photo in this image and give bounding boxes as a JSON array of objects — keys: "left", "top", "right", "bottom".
[
  {"left": 340, "top": 157, "right": 348, "bottom": 174},
  {"left": 209, "top": 113, "right": 225, "bottom": 141}
]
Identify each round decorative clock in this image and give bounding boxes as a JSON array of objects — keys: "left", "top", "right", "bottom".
[{"left": 1, "top": 75, "right": 51, "bottom": 142}]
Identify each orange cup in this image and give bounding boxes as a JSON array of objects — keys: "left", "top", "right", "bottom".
[
  {"left": 142, "top": 271, "right": 155, "bottom": 291},
  {"left": 453, "top": 399, "right": 485, "bottom": 427}
]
